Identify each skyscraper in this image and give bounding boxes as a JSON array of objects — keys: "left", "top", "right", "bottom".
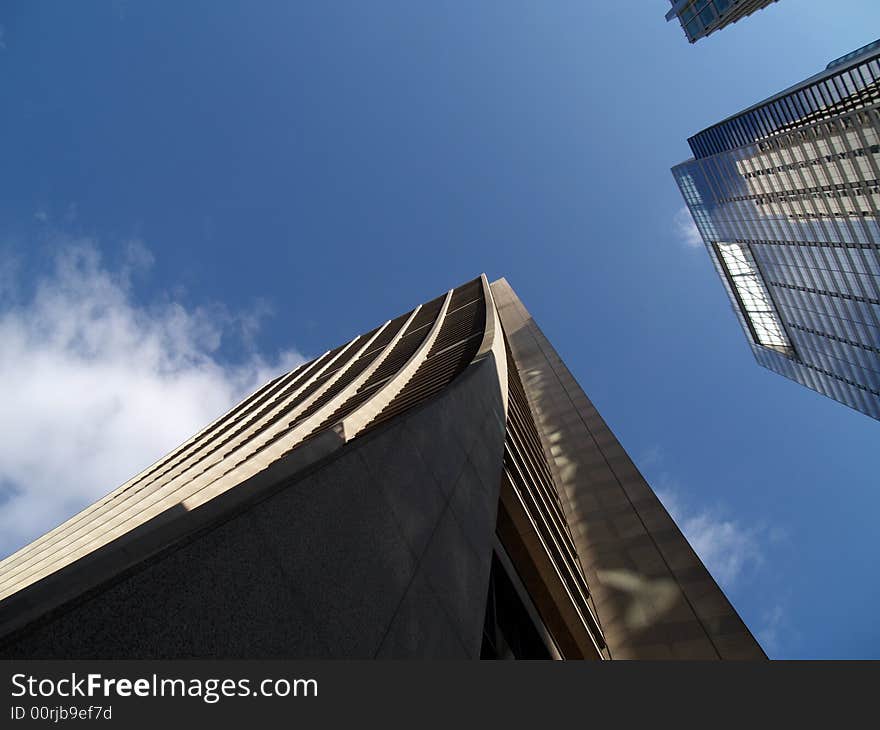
[
  {"left": 0, "top": 276, "right": 764, "bottom": 659},
  {"left": 666, "top": 0, "right": 781, "bottom": 43},
  {"left": 673, "top": 40, "right": 880, "bottom": 421}
]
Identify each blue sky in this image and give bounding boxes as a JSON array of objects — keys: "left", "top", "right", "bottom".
[{"left": 1, "top": 1, "right": 879, "bottom": 659}]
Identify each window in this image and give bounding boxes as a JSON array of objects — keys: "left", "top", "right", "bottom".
[{"left": 716, "top": 242, "right": 794, "bottom": 353}]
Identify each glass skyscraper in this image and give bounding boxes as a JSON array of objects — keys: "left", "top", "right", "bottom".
[
  {"left": 666, "top": 0, "right": 781, "bottom": 43},
  {"left": 673, "top": 39, "right": 880, "bottom": 420}
]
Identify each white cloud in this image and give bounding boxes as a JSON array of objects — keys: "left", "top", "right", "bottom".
[
  {"left": 756, "top": 603, "right": 786, "bottom": 657},
  {"left": 657, "top": 488, "right": 763, "bottom": 588},
  {"left": 0, "top": 240, "right": 304, "bottom": 559},
  {"left": 639, "top": 445, "right": 769, "bottom": 589},
  {"left": 674, "top": 206, "right": 704, "bottom": 249},
  {"left": 646, "top": 451, "right": 793, "bottom": 655}
]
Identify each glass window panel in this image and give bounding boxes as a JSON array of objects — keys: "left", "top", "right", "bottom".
[{"left": 717, "top": 242, "right": 792, "bottom": 351}]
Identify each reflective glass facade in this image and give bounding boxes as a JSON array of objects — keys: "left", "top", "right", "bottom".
[
  {"left": 673, "top": 41, "right": 880, "bottom": 420},
  {"left": 665, "top": 0, "right": 780, "bottom": 43}
]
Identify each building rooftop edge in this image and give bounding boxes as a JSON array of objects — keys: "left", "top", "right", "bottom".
[{"left": 685, "top": 41, "right": 880, "bottom": 152}]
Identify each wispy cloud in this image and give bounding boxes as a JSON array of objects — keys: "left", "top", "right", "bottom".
[
  {"left": 657, "top": 488, "right": 764, "bottom": 587},
  {"left": 34, "top": 204, "right": 78, "bottom": 225},
  {"left": 674, "top": 206, "right": 704, "bottom": 249},
  {"left": 0, "top": 238, "right": 303, "bottom": 559},
  {"left": 676, "top": 498, "right": 762, "bottom": 585},
  {"left": 756, "top": 603, "right": 787, "bottom": 657},
  {"left": 0, "top": 25, "right": 6, "bottom": 51},
  {"left": 639, "top": 445, "right": 778, "bottom": 590},
  {"left": 639, "top": 445, "right": 793, "bottom": 656}
]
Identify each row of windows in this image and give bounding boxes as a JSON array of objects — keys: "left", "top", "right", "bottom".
[
  {"left": 763, "top": 276, "right": 880, "bottom": 307},
  {"left": 772, "top": 292, "right": 880, "bottom": 359},
  {"left": 741, "top": 146, "right": 880, "bottom": 182},
  {"left": 761, "top": 252, "right": 880, "bottom": 302},
  {"left": 756, "top": 112, "right": 875, "bottom": 151},
  {"left": 751, "top": 185, "right": 880, "bottom": 203},
  {"left": 758, "top": 240, "right": 880, "bottom": 277},
  {"left": 758, "top": 347, "right": 880, "bottom": 418},
  {"left": 789, "top": 337, "right": 880, "bottom": 393},
  {"left": 783, "top": 314, "right": 880, "bottom": 376},
  {"left": 771, "top": 282, "right": 880, "bottom": 329},
  {"left": 678, "top": 0, "right": 736, "bottom": 39},
  {"left": 678, "top": 123, "right": 880, "bottom": 250},
  {"left": 789, "top": 321, "right": 880, "bottom": 358},
  {"left": 765, "top": 262, "right": 880, "bottom": 302},
  {"left": 704, "top": 202, "right": 880, "bottom": 247},
  {"left": 676, "top": 0, "right": 772, "bottom": 41}
]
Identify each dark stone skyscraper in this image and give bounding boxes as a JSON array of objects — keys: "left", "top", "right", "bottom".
[
  {"left": 666, "top": 0, "right": 781, "bottom": 43},
  {"left": 0, "top": 276, "right": 763, "bottom": 659},
  {"left": 673, "top": 40, "right": 880, "bottom": 421}
]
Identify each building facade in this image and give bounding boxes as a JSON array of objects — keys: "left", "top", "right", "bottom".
[
  {"left": 666, "top": 0, "right": 780, "bottom": 43},
  {"left": 673, "top": 40, "right": 880, "bottom": 420},
  {"left": 0, "top": 276, "right": 764, "bottom": 659}
]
